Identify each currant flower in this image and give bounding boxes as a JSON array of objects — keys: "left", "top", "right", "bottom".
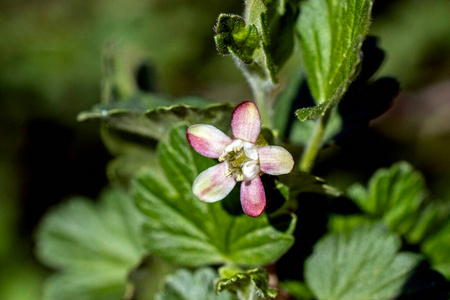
[{"left": 186, "top": 101, "right": 294, "bottom": 217}]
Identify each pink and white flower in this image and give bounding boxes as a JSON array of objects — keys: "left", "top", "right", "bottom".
[{"left": 186, "top": 101, "right": 294, "bottom": 217}]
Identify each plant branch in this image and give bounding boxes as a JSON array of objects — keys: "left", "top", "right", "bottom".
[{"left": 299, "top": 108, "right": 332, "bottom": 173}]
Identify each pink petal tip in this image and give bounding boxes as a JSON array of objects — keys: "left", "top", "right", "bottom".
[
  {"left": 240, "top": 176, "right": 266, "bottom": 217},
  {"left": 231, "top": 101, "right": 261, "bottom": 143}
]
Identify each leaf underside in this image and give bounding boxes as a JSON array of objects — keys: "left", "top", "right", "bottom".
[{"left": 296, "top": 0, "right": 373, "bottom": 120}]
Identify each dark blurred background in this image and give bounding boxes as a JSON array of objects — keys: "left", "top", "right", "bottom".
[{"left": 0, "top": 0, "right": 449, "bottom": 298}]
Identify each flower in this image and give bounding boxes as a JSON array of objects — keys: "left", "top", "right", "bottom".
[{"left": 186, "top": 101, "right": 294, "bottom": 217}]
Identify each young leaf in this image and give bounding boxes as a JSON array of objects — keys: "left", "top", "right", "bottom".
[
  {"left": 305, "top": 223, "right": 422, "bottom": 300},
  {"left": 216, "top": 268, "right": 277, "bottom": 300},
  {"left": 35, "top": 188, "right": 145, "bottom": 300},
  {"left": 156, "top": 268, "right": 236, "bottom": 300},
  {"left": 296, "top": 0, "right": 373, "bottom": 119},
  {"left": 346, "top": 162, "right": 429, "bottom": 239},
  {"left": 133, "top": 125, "right": 295, "bottom": 267},
  {"left": 215, "top": 0, "right": 299, "bottom": 83}
]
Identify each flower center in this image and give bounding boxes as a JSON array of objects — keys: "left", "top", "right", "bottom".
[{"left": 219, "top": 139, "right": 260, "bottom": 182}]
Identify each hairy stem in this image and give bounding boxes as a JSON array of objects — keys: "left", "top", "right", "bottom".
[
  {"left": 299, "top": 108, "right": 332, "bottom": 173},
  {"left": 253, "top": 84, "right": 273, "bottom": 129},
  {"left": 237, "top": 58, "right": 274, "bottom": 129}
]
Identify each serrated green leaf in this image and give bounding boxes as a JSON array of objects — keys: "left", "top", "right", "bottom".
[
  {"left": 91, "top": 99, "right": 228, "bottom": 188},
  {"left": 216, "top": 268, "right": 277, "bottom": 300},
  {"left": 78, "top": 102, "right": 234, "bottom": 141},
  {"left": 295, "top": 102, "right": 330, "bottom": 121},
  {"left": 297, "top": 0, "right": 373, "bottom": 119},
  {"left": 347, "top": 162, "right": 429, "bottom": 239},
  {"left": 292, "top": 105, "right": 342, "bottom": 143},
  {"left": 305, "top": 223, "right": 422, "bottom": 300},
  {"left": 156, "top": 268, "right": 236, "bottom": 300},
  {"left": 35, "top": 188, "right": 146, "bottom": 300},
  {"left": 133, "top": 125, "right": 295, "bottom": 267},
  {"left": 145, "top": 103, "right": 234, "bottom": 140}
]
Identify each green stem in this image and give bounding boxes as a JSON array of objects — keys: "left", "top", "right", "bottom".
[
  {"left": 238, "top": 61, "right": 274, "bottom": 129},
  {"left": 299, "top": 108, "right": 332, "bottom": 173},
  {"left": 253, "top": 85, "right": 272, "bottom": 129}
]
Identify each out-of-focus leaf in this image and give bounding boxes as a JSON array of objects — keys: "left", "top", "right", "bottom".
[
  {"left": 106, "top": 150, "right": 162, "bottom": 188},
  {"left": 280, "top": 280, "right": 314, "bottom": 300},
  {"left": 216, "top": 268, "right": 276, "bottom": 300},
  {"left": 296, "top": 0, "right": 373, "bottom": 120},
  {"left": 133, "top": 125, "right": 295, "bottom": 267},
  {"left": 327, "top": 214, "right": 372, "bottom": 234},
  {"left": 35, "top": 188, "right": 145, "bottom": 300},
  {"left": 99, "top": 125, "right": 161, "bottom": 188},
  {"left": 78, "top": 101, "right": 234, "bottom": 141},
  {"left": 347, "top": 162, "right": 427, "bottom": 235},
  {"left": 345, "top": 162, "right": 450, "bottom": 245},
  {"left": 333, "top": 162, "right": 450, "bottom": 266},
  {"left": 422, "top": 222, "right": 450, "bottom": 279},
  {"left": 403, "top": 201, "right": 450, "bottom": 245},
  {"left": 156, "top": 268, "right": 236, "bottom": 300},
  {"left": 145, "top": 103, "right": 234, "bottom": 140},
  {"left": 305, "top": 223, "right": 422, "bottom": 300}
]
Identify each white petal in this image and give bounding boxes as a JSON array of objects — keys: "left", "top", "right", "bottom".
[
  {"left": 224, "top": 139, "right": 243, "bottom": 154},
  {"left": 187, "top": 124, "right": 232, "bottom": 158},
  {"left": 192, "top": 162, "right": 236, "bottom": 202},
  {"left": 242, "top": 161, "right": 260, "bottom": 181},
  {"left": 258, "top": 146, "right": 294, "bottom": 175},
  {"left": 243, "top": 142, "right": 258, "bottom": 160}
]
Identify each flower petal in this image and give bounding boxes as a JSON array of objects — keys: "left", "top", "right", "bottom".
[
  {"left": 231, "top": 101, "right": 261, "bottom": 143},
  {"left": 193, "top": 162, "right": 236, "bottom": 202},
  {"left": 240, "top": 176, "right": 266, "bottom": 217},
  {"left": 242, "top": 161, "right": 260, "bottom": 181},
  {"left": 187, "top": 124, "right": 232, "bottom": 158},
  {"left": 243, "top": 142, "right": 258, "bottom": 160},
  {"left": 258, "top": 146, "right": 294, "bottom": 175}
]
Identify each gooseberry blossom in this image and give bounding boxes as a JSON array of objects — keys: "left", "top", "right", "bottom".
[{"left": 186, "top": 101, "right": 294, "bottom": 217}]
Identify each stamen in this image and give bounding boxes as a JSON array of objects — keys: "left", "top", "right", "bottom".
[{"left": 221, "top": 139, "right": 260, "bottom": 182}]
